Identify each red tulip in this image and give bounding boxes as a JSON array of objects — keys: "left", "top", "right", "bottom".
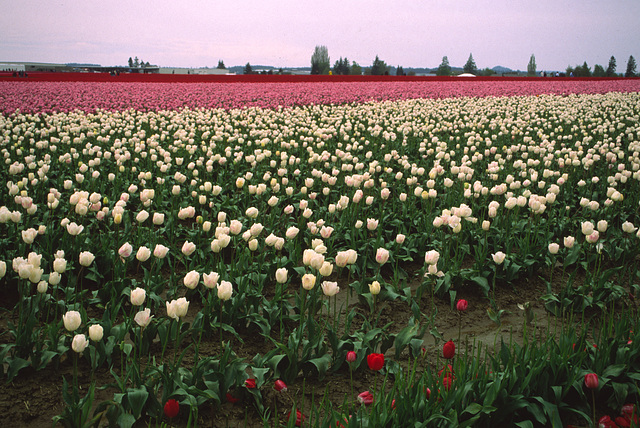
[
  {"left": 456, "top": 299, "right": 468, "bottom": 311},
  {"left": 225, "top": 392, "right": 239, "bottom": 403},
  {"left": 357, "top": 391, "right": 374, "bottom": 405},
  {"left": 443, "top": 340, "right": 455, "bottom": 359},
  {"left": 164, "top": 399, "right": 179, "bottom": 418},
  {"left": 346, "top": 351, "right": 356, "bottom": 363},
  {"left": 598, "top": 415, "right": 617, "bottom": 428},
  {"left": 622, "top": 403, "right": 637, "bottom": 417},
  {"left": 274, "top": 379, "right": 287, "bottom": 392},
  {"left": 442, "top": 374, "right": 454, "bottom": 391},
  {"left": 584, "top": 373, "right": 599, "bottom": 389},
  {"left": 616, "top": 415, "right": 631, "bottom": 427},
  {"left": 367, "top": 353, "right": 385, "bottom": 371},
  {"left": 245, "top": 378, "right": 256, "bottom": 389},
  {"left": 287, "top": 409, "right": 305, "bottom": 427}
]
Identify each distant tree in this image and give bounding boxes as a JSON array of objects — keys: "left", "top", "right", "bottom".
[
  {"left": 463, "top": 53, "right": 477, "bottom": 75},
  {"left": 480, "top": 67, "right": 496, "bottom": 76},
  {"left": 626, "top": 55, "right": 637, "bottom": 77},
  {"left": 333, "top": 57, "right": 350, "bottom": 75},
  {"left": 128, "top": 57, "right": 134, "bottom": 68},
  {"left": 527, "top": 54, "right": 537, "bottom": 76},
  {"left": 370, "top": 55, "right": 389, "bottom": 76},
  {"left": 217, "top": 60, "right": 226, "bottom": 69},
  {"left": 278, "top": 68, "right": 283, "bottom": 74},
  {"left": 593, "top": 64, "right": 606, "bottom": 77},
  {"left": 407, "top": 70, "right": 416, "bottom": 76},
  {"left": 436, "top": 56, "right": 451, "bottom": 76},
  {"left": 311, "top": 45, "right": 330, "bottom": 75},
  {"left": 396, "top": 65, "right": 404, "bottom": 76},
  {"left": 566, "top": 65, "right": 575, "bottom": 76},
  {"left": 350, "top": 61, "right": 362, "bottom": 76},
  {"left": 606, "top": 56, "right": 617, "bottom": 77},
  {"left": 140, "top": 59, "right": 145, "bottom": 68},
  {"left": 144, "top": 61, "right": 150, "bottom": 68},
  {"left": 243, "top": 62, "right": 253, "bottom": 75},
  {"left": 576, "top": 61, "right": 591, "bottom": 77},
  {"left": 133, "top": 57, "right": 140, "bottom": 68}
]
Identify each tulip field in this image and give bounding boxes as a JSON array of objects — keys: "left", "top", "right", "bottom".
[{"left": 2, "top": 77, "right": 640, "bottom": 427}]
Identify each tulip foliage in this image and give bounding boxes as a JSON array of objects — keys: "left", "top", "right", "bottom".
[{"left": 0, "top": 81, "right": 640, "bottom": 425}]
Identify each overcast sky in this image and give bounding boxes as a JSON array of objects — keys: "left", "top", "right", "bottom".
[{"left": 1, "top": 0, "right": 638, "bottom": 71}]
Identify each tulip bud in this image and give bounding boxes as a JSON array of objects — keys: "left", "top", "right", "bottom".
[
  {"left": 217, "top": 280, "right": 233, "bottom": 301},
  {"left": 78, "top": 251, "right": 95, "bottom": 267},
  {"left": 375, "top": 248, "right": 390, "bottom": 265},
  {"left": 584, "top": 373, "right": 598, "bottom": 389},
  {"left": 369, "top": 281, "right": 381, "bottom": 295},
  {"left": 72, "top": 334, "right": 89, "bottom": 353},
  {"left": 88, "top": 324, "right": 104, "bottom": 342},
  {"left": 302, "top": 274, "right": 316, "bottom": 290},
  {"left": 183, "top": 270, "right": 200, "bottom": 289},
  {"left": 492, "top": 251, "right": 506, "bottom": 265},
  {"left": 134, "top": 308, "right": 153, "bottom": 328},
  {"left": 130, "top": 287, "right": 146, "bottom": 306},
  {"left": 321, "top": 281, "right": 339, "bottom": 296},
  {"left": 63, "top": 310, "right": 82, "bottom": 331},
  {"left": 136, "top": 246, "right": 151, "bottom": 262},
  {"left": 274, "top": 379, "right": 287, "bottom": 392}
]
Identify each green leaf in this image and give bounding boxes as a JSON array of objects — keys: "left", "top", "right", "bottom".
[
  {"left": 603, "top": 364, "right": 626, "bottom": 378},
  {"left": 564, "top": 245, "right": 581, "bottom": 266},
  {"left": 394, "top": 322, "right": 420, "bottom": 359},
  {"left": 470, "top": 276, "right": 490, "bottom": 295},
  {"left": 463, "top": 402, "right": 483, "bottom": 416},
  {"left": 125, "top": 386, "right": 149, "bottom": 419},
  {"left": 306, "top": 354, "right": 331, "bottom": 379},
  {"left": 6, "top": 357, "right": 30, "bottom": 381},
  {"left": 116, "top": 412, "right": 136, "bottom": 428},
  {"left": 514, "top": 421, "right": 534, "bottom": 428}
]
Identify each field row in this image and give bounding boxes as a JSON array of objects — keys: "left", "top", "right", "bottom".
[{"left": 1, "top": 79, "right": 640, "bottom": 114}]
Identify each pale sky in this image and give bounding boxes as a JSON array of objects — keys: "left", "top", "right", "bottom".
[{"left": 1, "top": 0, "right": 638, "bottom": 72}]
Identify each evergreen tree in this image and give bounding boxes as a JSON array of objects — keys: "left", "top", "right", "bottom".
[
  {"left": 128, "top": 57, "right": 133, "bottom": 68},
  {"left": 463, "top": 53, "right": 477, "bottom": 74},
  {"left": 217, "top": 60, "right": 226, "bottom": 69},
  {"left": 370, "top": 55, "right": 388, "bottom": 76},
  {"left": 606, "top": 56, "right": 617, "bottom": 77},
  {"left": 350, "top": 61, "right": 362, "bottom": 76},
  {"left": 579, "top": 61, "right": 592, "bottom": 77},
  {"left": 332, "top": 57, "right": 350, "bottom": 75},
  {"left": 396, "top": 65, "right": 404, "bottom": 76},
  {"left": 243, "top": 62, "right": 253, "bottom": 75},
  {"left": 436, "top": 56, "right": 451, "bottom": 76},
  {"left": 133, "top": 57, "right": 140, "bottom": 68},
  {"left": 626, "top": 55, "right": 637, "bottom": 77},
  {"left": 593, "top": 64, "right": 605, "bottom": 77},
  {"left": 527, "top": 54, "right": 537, "bottom": 76},
  {"left": 311, "top": 45, "right": 330, "bottom": 75}
]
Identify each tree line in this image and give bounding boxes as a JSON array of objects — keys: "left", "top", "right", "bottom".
[
  {"left": 308, "top": 46, "right": 638, "bottom": 77},
  {"left": 565, "top": 56, "right": 637, "bottom": 78}
]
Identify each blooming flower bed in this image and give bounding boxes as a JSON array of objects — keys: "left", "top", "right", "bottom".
[
  {"left": 1, "top": 78, "right": 640, "bottom": 114},
  {"left": 1, "top": 87, "right": 640, "bottom": 426}
]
